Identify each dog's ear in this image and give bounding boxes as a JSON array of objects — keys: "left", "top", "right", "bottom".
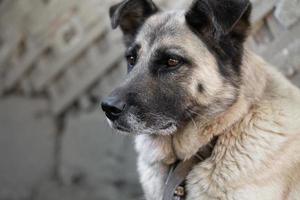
[
  {"left": 186, "top": 0, "right": 252, "bottom": 82},
  {"left": 185, "top": 0, "right": 251, "bottom": 40},
  {"left": 109, "top": 0, "right": 159, "bottom": 46}
]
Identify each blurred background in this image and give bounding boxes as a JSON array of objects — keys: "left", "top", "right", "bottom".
[{"left": 0, "top": 0, "right": 299, "bottom": 200}]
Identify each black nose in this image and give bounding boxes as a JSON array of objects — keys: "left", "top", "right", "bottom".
[{"left": 101, "top": 96, "right": 126, "bottom": 121}]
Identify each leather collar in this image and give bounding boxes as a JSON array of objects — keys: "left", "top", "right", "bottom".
[{"left": 163, "top": 136, "right": 218, "bottom": 200}]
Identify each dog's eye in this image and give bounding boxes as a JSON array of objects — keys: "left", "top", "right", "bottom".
[
  {"left": 126, "top": 55, "right": 137, "bottom": 72},
  {"left": 167, "top": 58, "right": 179, "bottom": 67},
  {"left": 127, "top": 55, "right": 136, "bottom": 66}
]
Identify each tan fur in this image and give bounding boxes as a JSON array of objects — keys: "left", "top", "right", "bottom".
[{"left": 135, "top": 50, "right": 300, "bottom": 200}]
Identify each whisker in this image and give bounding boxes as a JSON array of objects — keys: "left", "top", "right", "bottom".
[
  {"left": 191, "top": 117, "right": 198, "bottom": 130},
  {"left": 186, "top": 108, "right": 202, "bottom": 117},
  {"left": 186, "top": 111, "right": 198, "bottom": 130}
]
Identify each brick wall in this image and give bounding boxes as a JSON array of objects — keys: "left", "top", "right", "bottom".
[{"left": 0, "top": 0, "right": 299, "bottom": 200}]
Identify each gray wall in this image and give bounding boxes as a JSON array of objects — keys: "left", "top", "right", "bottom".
[{"left": 0, "top": 0, "right": 299, "bottom": 199}]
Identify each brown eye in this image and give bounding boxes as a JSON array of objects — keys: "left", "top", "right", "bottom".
[
  {"left": 167, "top": 58, "right": 179, "bottom": 67},
  {"left": 127, "top": 56, "right": 136, "bottom": 66}
]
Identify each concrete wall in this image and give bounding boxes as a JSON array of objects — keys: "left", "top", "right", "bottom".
[{"left": 0, "top": 0, "right": 299, "bottom": 199}]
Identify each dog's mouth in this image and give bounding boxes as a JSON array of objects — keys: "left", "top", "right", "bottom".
[
  {"left": 115, "top": 123, "right": 131, "bottom": 133},
  {"left": 106, "top": 116, "right": 177, "bottom": 135},
  {"left": 106, "top": 118, "right": 131, "bottom": 133}
]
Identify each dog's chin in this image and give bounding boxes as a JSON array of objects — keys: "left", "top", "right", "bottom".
[{"left": 106, "top": 117, "right": 177, "bottom": 135}]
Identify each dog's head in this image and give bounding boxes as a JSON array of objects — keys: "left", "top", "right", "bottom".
[{"left": 102, "top": 0, "right": 251, "bottom": 135}]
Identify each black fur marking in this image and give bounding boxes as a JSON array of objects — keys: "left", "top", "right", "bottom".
[
  {"left": 109, "top": 0, "right": 159, "bottom": 46},
  {"left": 198, "top": 83, "right": 204, "bottom": 93},
  {"left": 185, "top": 0, "right": 251, "bottom": 86}
]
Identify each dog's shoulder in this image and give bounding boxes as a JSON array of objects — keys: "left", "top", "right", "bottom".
[{"left": 260, "top": 63, "right": 300, "bottom": 134}]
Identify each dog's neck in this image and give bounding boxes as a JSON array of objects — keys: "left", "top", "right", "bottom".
[{"left": 135, "top": 50, "right": 268, "bottom": 165}]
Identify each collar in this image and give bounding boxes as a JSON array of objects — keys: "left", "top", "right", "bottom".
[{"left": 163, "top": 136, "right": 218, "bottom": 200}]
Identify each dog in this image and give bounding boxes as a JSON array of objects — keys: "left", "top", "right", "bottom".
[{"left": 101, "top": 0, "right": 300, "bottom": 199}]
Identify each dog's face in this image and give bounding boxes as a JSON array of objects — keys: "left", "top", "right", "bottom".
[{"left": 102, "top": 0, "right": 251, "bottom": 135}]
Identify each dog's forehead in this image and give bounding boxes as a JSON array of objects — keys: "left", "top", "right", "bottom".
[
  {"left": 136, "top": 11, "right": 187, "bottom": 46},
  {"left": 132, "top": 10, "right": 210, "bottom": 63},
  {"left": 147, "top": 10, "right": 186, "bottom": 27}
]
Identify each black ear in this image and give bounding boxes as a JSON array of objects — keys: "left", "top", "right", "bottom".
[
  {"left": 185, "top": 0, "right": 252, "bottom": 84},
  {"left": 186, "top": 0, "right": 251, "bottom": 39},
  {"left": 109, "top": 0, "right": 159, "bottom": 46}
]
